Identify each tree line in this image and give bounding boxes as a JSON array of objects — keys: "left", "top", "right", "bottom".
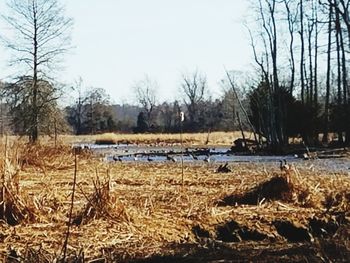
[
  {"left": 247, "top": 0, "right": 350, "bottom": 150},
  {"left": 0, "top": 70, "right": 246, "bottom": 137},
  {"left": 0, "top": 0, "right": 349, "bottom": 151}
]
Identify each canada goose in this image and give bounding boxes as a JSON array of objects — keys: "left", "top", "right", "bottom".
[
  {"left": 204, "top": 154, "right": 211, "bottom": 163},
  {"left": 301, "top": 141, "right": 317, "bottom": 159},
  {"left": 303, "top": 153, "right": 310, "bottom": 160},
  {"left": 147, "top": 155, "right": 153, "bottom": 162},
  {"left": 303, "top": 152, "right": 317, "bottom": 160},
  {"left": 113, "top": 155, "right": 122, "bottom": 162},
  {"left": 216, "top": 162, "right": 231, "bottom": 173},
  {"left": 279, "top": 159, "right": 291, "bottom": 172},
  {"left": 189, "top": 153, "right": 198, "bottom": 160},
  {"left": 166, "top": 154, "right": 177, "bottom": 162}
]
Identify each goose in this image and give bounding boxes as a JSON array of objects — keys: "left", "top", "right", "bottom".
[
  {"left": 279, "top": 159, "right": 291, "bottom": 172},
  {"left": 113, "top": 155, "right": 122, "bottom": 162},
  {"left": 301, "top": 141, "right": 317, "bottom": 159},
  {"left": 216, "top": 162, "right": 231, "bottom": 173},
  {"left": 189, "top": 153, "right": 198, "bottom": 160},
  {"left": 166, "top": 154, "right": 177, "bottom": 162},
  {"left": 204, "top": 154, "right": 211, "bottom": 163}
]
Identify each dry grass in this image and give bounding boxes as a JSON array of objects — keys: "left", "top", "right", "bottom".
[
  {"left": 0, "top": 140, "right": 349, "bottom": 261},
  {"left": 61, "top": 131, "right": 253, "bottom": 146}
]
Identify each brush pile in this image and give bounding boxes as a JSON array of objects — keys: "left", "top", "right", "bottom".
[{"left": 217, "top": 174, "right": 293, "bottom": 205}]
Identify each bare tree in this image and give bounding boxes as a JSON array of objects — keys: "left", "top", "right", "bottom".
[
  {"left": 180, "top": 71, "right": 207, "bottom": 129},
  {"left": 134, "top": 76, "right": 158, "bottom": 127},
  {"left": 253, "top": 0, "right": 288, "bottom": 148},
  {"left": 283, "top": 0, "right": 298, "bottom": 93},
  {"left": 323, "top": 2, "right": 334, "bottom": 143},
  {"left": 69, "top": 78, "right": 89, "bottom": 135},
  {"left": 306, "top": 5, "right": 315, "bottom": 104},
  {"left": 328, "top": 0, "right": 350, "bottom": 47},
  {"left": 313, "top": 0, "right": 320, "bottom": 105},
  {"left": 224, "top": 69, "right": 260, "bottom": 147},
  {"left": 86, "top": 88, "right": 112, "bottom": 134},
  {"left": 299, "top": 0, "right": 307, "bottom": 104},
  {"left": 1, "top": 0, "right": 73, "bottom": 142},
  {"left": 66, "top": 87, "right": 116, "bottom": 135}
]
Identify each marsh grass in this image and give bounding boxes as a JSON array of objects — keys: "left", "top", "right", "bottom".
[
  {"left": 0, "top": 140, "right": 348, "bottom": 261},
  {"left": 73, "top": 175, "right": 130, "bottom": 225},
  {"left": 0, "top": 142, "right": 36, "bottom": 226},
  {"left": 79, "top": 131, "right": 253, "bottom": 146}
]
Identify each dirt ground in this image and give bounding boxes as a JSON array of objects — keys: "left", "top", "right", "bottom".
[{"left": 0, "top": 144, "right": 349, "bottom": 262}]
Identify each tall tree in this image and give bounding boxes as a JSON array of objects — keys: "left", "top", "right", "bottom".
[
  {"left": 253, "top": 0, "right": 288, "bottom": 149},
  {"left": 283, "top": 0, "right": 298, "bottom": 93},
  {"left": 3, "top": 76, "right": 62, "bottom": 136},
  {"left": 134, "top": 77, "right": 158, "bottom": 128},
  {"left": 323, "top": 2, "right": 334, "bottom": 143},
  {"left": 313, "top": 0, "right": 320, "bottom": 105},
  {"left": 1, "top": 0, "right": 73, "bottom": 142},
  {"left": 180, "top": 71, "right": 207, "bottom": 131},
  {"left": 66, "top": 87, "right": 117, "bottom": 135},
  {"left": 300, "top": 0, "right": 306, "bottom": 104}
]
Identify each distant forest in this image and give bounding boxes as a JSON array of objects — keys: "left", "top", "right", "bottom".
[
  {"left": 0, "top": 75, "right": 244, "bottom": 135},
  {"left": 0, "top": 0, "right": 350, "bottom": 152}
]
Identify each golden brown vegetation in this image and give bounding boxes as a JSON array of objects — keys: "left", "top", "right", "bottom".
[
  {"left": 71, "top": 131, "right": 253, "bottom": 146},
  {"left": 0, "top": 140, "right": 349, "bottom": 261}
]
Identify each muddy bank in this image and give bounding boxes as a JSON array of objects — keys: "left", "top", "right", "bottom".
[{"left": 128, "top": 238, "right": 350, "bottom": 263}]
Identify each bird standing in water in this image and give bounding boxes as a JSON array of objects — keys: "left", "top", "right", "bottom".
[
  {"left": 113, "top": 155, "right": 122, "bottom": 162},
  {"left": 204, "top": 154, "right": 211, "bottom": 163},
  {"left": 166, "top": 154, "right": 177, "bottom": 162},
  {"left": 189, "top": 153, "right": 198, "bottom": 160}
]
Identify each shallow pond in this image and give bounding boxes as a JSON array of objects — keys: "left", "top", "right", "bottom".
[{"left": 73, "top": 143, "right": 350, "bottom": 173}]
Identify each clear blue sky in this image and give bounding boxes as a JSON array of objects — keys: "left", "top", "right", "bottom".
[{"left": 0, "top": 0, "right": 252, "bottom": 104}]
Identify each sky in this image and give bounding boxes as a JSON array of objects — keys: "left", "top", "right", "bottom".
[{"left": 0, "top": 0, "right": 252, "bottom": 104}]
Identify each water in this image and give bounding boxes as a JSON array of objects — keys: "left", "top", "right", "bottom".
[{"left": 74, "top": 143, "right": 350, "bottom": 173}]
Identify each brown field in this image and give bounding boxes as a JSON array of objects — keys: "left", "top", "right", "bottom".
[
  {"left": 0, "top": 132, "right": 250, "bottom": 149},
  {"left": 63, "top": 131, "right": 253, "bottom": 146},
  {"left": 0, "top": 139, "right": 349, "bottom": 262}
]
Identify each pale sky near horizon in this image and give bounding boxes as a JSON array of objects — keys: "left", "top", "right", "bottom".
[{"left": 0, "top": 0, "right": 252, "bottom": 104}]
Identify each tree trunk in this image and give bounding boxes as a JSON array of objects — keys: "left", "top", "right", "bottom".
[
  {"left": 308, "top": 21, "right": 314, "bottom": 105},
  {"left": 335, "top": 8, "right": 344, "bottom": 143},
  {"left": 300, "top": 0, "right": 305, "bottom": 104},
  {"left": 236, "top": 112, "right": 247, "bottom": 150},
  {"left": 314, "top": 2, "right": 319, "bottom": 105},
  {"left": 284, "top": 0, "right": 296, "bottom": 93},
  {"left": 31, "top": 8, "right": 39, "bottom": 143},
  {"left": 323, "top": 3, "right": 333, "bottom": 143}
]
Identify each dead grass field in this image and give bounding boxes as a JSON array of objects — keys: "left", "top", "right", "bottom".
[
  {"left": 0, "top": 141, "right": 349, "bottom": 262},
  {"left": 59, "top": 131, "right": 253, "bottom": 146}
]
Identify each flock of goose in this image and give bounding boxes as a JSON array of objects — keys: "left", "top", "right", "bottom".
[
  {"left": 73, "top": 143, "right": 350, "bottom": 172},
  {"left": 112, "top": 153, "right": 212, "bottom": 163}
]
